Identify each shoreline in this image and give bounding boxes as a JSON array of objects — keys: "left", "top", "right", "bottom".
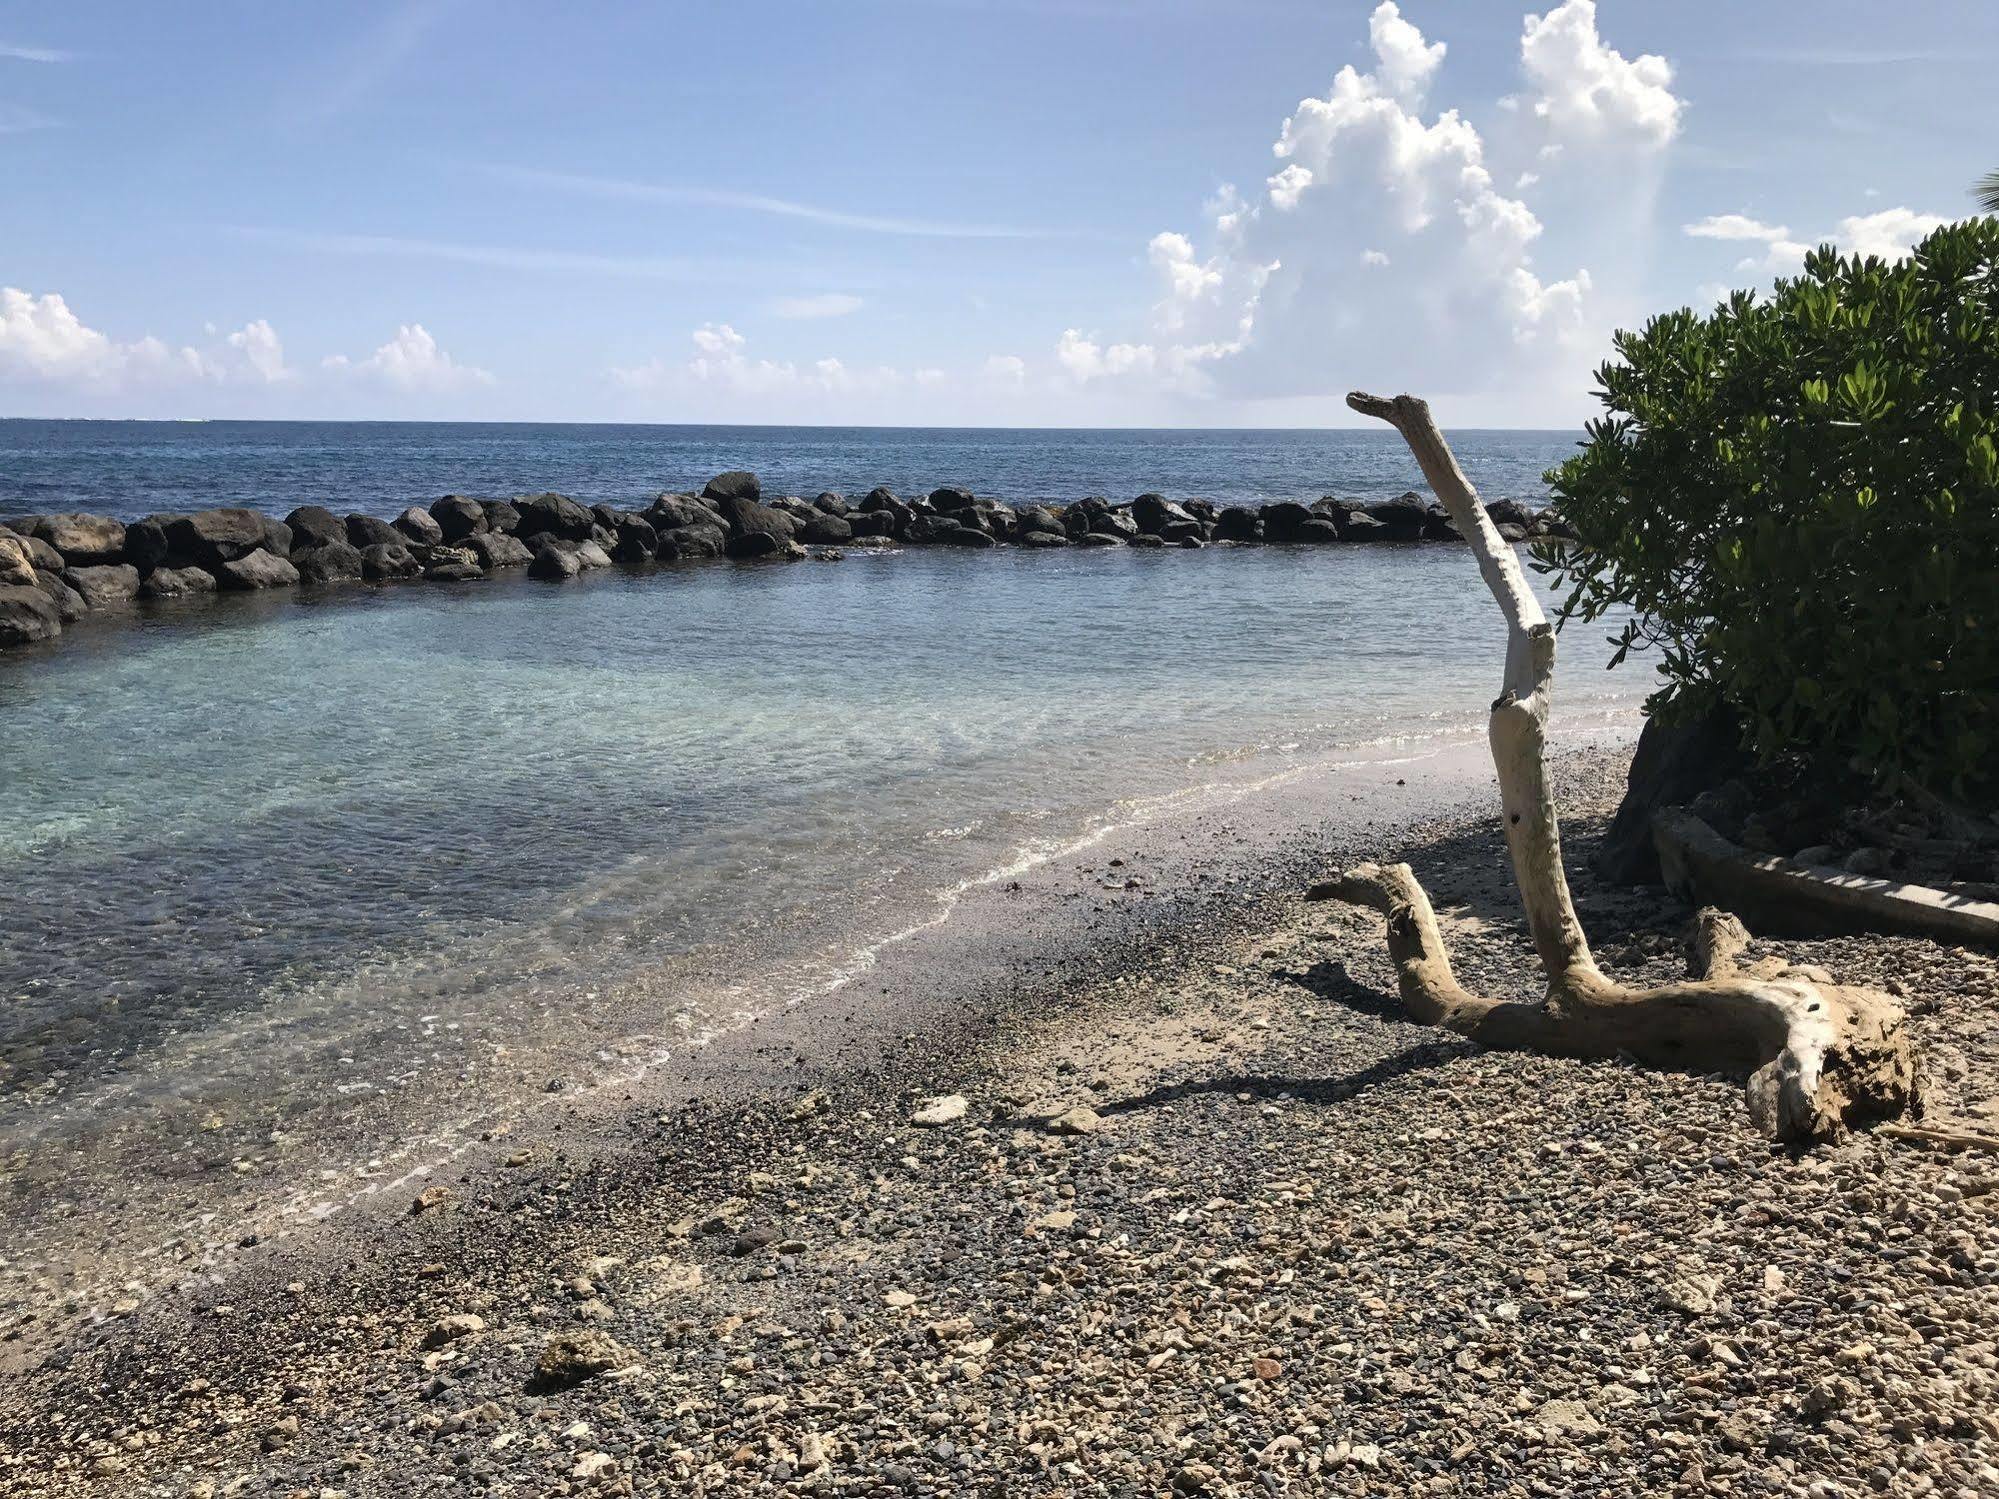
[
  {"left": 7, "top": 732, "right": 1996, "bottom": 1496},
  {"left": 1, "top": 722, "right": 1574, "bottom": 1355}
]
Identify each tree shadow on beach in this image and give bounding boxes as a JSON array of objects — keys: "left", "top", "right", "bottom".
[{"left": 1098, "top": 1038, "right": 1474, "bottom": 1119}]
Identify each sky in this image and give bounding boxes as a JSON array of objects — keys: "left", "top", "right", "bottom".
[{"left": 1, "top": 0, "right": 1993, "bottom": 428}]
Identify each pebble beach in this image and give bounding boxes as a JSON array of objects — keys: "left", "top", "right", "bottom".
[{"left": 7, "top": 747, "right": 1996, "bottom": 1498}]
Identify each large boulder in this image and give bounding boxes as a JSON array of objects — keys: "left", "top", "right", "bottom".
[
  {"left": 1089, "top": 508, "right": 1139, "bottom": 540},
  {"left": 903, "top": 513, "right": 964, "bottom": 545},
  {"left": 35, "top": 570, "right": 89, "bottom": 621},
  {"left": 723, "top": 530, "right": 799, "bottom": 560},
  {"left": 512, "top": 493, "right": 594, "bottom": 542},
  {"left": 1260, "top": 501, "right": 1314, "bottom": 541},
  {"left": 702, "top": 471, "right": 761, "bottom": 504},
  {"left": 0, "top": 584, "right": 61, "bottom": 647},
  {"left": 929, "top": 486, "right": 977, "bottom": 513},
  {"left": 395, "top": 506, "right": 446, "bottom": 546},
  {"left": 140, "top": 565, "right": 218, "bottom": 599},
  {"left": 1214, "top": 507, "right": 1262, "bottom": 542},
  {"left": 464, "top": 532, "right": 533, "bottom": 569},
  {"left": 528, "top": 544, "right": 582, "bottom": 581},
  {"left": 1486, "top": 498, "right": 1535, "bottom": 530},
  {"left": 167, "top": 509, "right": 269, "bottom": 567},
  {"left": 656, "top": 524, "right": 726, "bottom": 560},
  {"left": 1363, "top": 494, "right": 1428, "bottom": 538},
  {"left": 708, "top": 493, "right": 798, "bottom": 545},
  {"left": 1132, "top": 494, "right": 1198, "bottom": 535},
  {"left": 1075, "top": 531, "right": 1125, "bottom": 547},
  {"left": 1338, "top": 512, "right": 1390, "bottom": 542},
  {"left": 0, "top": 533, "right": 37, "bottom": 588},
  {"left": 646, "top": 494, "right": 711, "bottom": 531},
  {"left": 1018, "top": 529, "right": 1070, "bottom": 548},
  {"left": 346, "top": 513, "right": 404, "bottom": 549},
  {"left": 35, "top": 512, "right": 126, "bottom": 565},
  {"left": 845, "top": 509, "right": 896, "bottom": 539},
  {"left": 285, "top": 506, "right": 345, "bottom": 551},
  {"left": 814, "top": 492, "right": 850, "bottom": 516},
  {"left": 611, "top": 513, "right": 659, "bottom": 562},
  {"left": 943, "top": 525, "right": 996, "bottom": 548},
  {"left": 801, "top": 513, "right": 853, "bottom": 545},
  {"left": 12, "top": 529, "right": 65, "bottom": 573},
  {"left": 1296, "top": 517, "right": 1344, "bottom": 544},
  {"left": 294, "top": 541, "right": 364, "bottom": 585},
  {"left": 483, "top": 499, "right": 522, "bottom": 535},
  {"left": 430, "top": 496, "right": 488, "bottom": 541},
  {"left": 122, "top": 515, "right": 174, "bottom": 571},
  {"left": 215, "top": 550, "right": 300, "bottom": 590},
  {"left": 1016, "top": 504, "right": 1065, "bottom": 538},
  {"left": 1596, "top": 710, "right": 1751, "bottom": 885},
  {"left": 574, "top": 540, "right": 613, "bottom": 570},
  {"left": 360, "top": 542, "right": 421, "bottom": 581},
  {"left": 61, "top": 563, "right": 141, "bottom": 608}
]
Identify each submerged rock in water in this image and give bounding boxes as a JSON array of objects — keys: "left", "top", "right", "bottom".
[{"left": 528, "top": 544, "right": 583, "bottom": 581}]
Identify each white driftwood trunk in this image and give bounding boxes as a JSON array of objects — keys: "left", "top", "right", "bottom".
[{"left": 1315, "top": 392, "right": 1917, "bottom": 1144}]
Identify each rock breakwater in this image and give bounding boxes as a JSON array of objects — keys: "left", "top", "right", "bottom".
[{"left": 0, "top": 471, "right": 1573, "bottom": 651}]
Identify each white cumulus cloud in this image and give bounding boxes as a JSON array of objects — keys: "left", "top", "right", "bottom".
[
  {"left": 1519, "top": 0, "right": 1682, "bottom": 148},
  {"left": 323, "top": 324, "right": 493, "bottom": 392},
  {"left": 0, "top": 287, "right": 292, "bottom": 389},
  {"left": 1686, "top": 205, "right": 1949, "bottom": 278}
]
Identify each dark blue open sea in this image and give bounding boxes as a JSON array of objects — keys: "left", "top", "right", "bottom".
[
  {"left": 0, "top": 421, "right": 1641, "bottom": 1306},
  {"left": 0, "top": 420, "right": 1576, "bottom": 520}
]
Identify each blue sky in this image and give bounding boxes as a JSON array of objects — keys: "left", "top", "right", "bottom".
[{"left": 2, "top": 0, "right": 1993, "bottom": 426}]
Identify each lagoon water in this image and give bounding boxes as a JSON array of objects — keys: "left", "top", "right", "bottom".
[{"left": 0, "top": 423, "right": 1643, "bottom": 1297}]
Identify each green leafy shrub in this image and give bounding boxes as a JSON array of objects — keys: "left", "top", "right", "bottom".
[{"left": 1538, "top": 216, "right": 1999, "bottom": 805}]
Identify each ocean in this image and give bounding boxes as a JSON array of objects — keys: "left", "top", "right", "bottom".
[
  {"left": 0, "top": 419, "right": 1578, "bottom": 521},
  {"left": 0, "top": 421, "right": 1644, "bottom": 1302}
]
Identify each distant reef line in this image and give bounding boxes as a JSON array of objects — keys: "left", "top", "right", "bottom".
[{"left": 0, "top": 471, "right": 1576, "bottom": 651}]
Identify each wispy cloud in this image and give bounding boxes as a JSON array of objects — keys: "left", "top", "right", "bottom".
[
  {"left": 0, "top": 43, "right": 70, "bottom": 63},
  {"left": 768, "top": 293, "right": 864, "bottom": 320},
  {"left": 483, "top": 164, "right": 1060, "bottom": 240},
  {"left": 290, "top": 0, "right": 460, "bottom": 126},
  {"left": 0, "top": 103, "right": 59, "bottom": 132},
  {"left": 229, "top": 225, "right": 795, "bottom": 282}
]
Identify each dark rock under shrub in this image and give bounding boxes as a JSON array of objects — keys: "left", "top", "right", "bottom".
[{"left": 1596, "top": 709, "right": 1750, "bottom": 885}]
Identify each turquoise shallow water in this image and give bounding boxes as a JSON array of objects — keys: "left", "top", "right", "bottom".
[{"left": 0, "top": 530, "right": 1646, "bottom": 1296}]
